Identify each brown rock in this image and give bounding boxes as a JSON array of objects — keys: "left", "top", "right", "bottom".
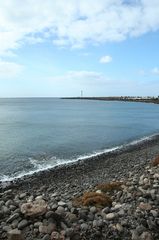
[
  {"left": 21, "top": 199, "right": 47, "bottom": 217},
  {"left": 139, "top": 203, "right": 152, "bottom": 211},
  {"left": 8, "top": 229, "right": 24, "bottom": 240}
]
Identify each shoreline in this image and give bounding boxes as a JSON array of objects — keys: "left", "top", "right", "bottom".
[
  {"left": 1, "top": 133, "right": 159, "bottom": 192},
  {"left": 0, "top": 134, "right": 159, "bottom": 239},
  {"left": 0, "top": 132, "right": 158, "bottom": 185}
]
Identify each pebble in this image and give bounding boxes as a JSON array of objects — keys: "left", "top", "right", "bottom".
[
  {"left": 80, "top": 223, "right": 89, "bottom": 231},
  {"left": 18, "top": 220, "right": 28, "bottom": 230},
  {"left": 90, "top": 206, "right": 97, "bottom": 214},
  {"left": 1, "top": 154, "right": 159, "bottom": 240},
  {"left": 58, "top": 201, "right": 66, "bottom": 207},
  {"left": 116, "top": 223, "right": 123, "bottom": 232},
  {"left": 105, "top": 213, "right": 116, "bottom": 220},
  {"left": 150, "top": 209, "right": 158, "bottom": 217},
  {"left": 7, "top": 213, "right": 20, "bottom": 223}
]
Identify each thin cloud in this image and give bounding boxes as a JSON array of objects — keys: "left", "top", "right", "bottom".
[
  {"left": 138, "top": 69, "right": 146, "bottom": 75},
  {"left": 100, "top": 55, "right": 112, "bottom": 63},
  {"left": 50, "top": 70, "right": 110, "bottom": 85},
  {"left": 0, "top": 60, "right": 23, "bottom": 79},
  {"left": 1, "top": 1, "right": 159, "bottom": 55},
  {"left": 151, "top": 67, "right": 159, "bottom": 75}
]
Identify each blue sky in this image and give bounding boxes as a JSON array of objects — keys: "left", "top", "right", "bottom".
[{"left": 0, "top": 0, "right": 159, "bottom": 97}]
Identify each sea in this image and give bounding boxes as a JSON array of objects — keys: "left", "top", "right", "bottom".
[{"left": 0, "top": 98, "right": 159, "bottom": 182}]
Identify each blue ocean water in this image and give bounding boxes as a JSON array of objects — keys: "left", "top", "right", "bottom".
[{"left": 0, "top": 98, "right": 159, "bottom": 181}]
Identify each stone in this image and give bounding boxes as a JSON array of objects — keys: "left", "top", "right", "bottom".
[
  {"left": 58, "top": 201, "right": 66, "bottom": 207},
  {"left": 131, "top": 230, "right": 140, "bottom": 240},
  {"left": 8, "top": 229, "right": 24, "bottom": 240},
  {"left": 116, "top": 223, "right": 123, "bottom": 232},
  {"left": 11, "top": 219, "right": 19, "bottom": 229},
  {"left": 3, "top": 225, "right": 12, "bottom": 232},
  {"left": 21, "top": 199, "right": 47, "bottom": 217},
  {"left": 42, "top": 234, "right": 51, "bottom": 240},
  {"left": 18, "top": 220, "right": 28, "bottom": 230},
  {"left": 143, "top": 178, "right": 149, "bottom": 184},
  {"left": 45, "top": 211, "right": 55, "bottom": 219},
  {"left": 90, "top": 206, "right": 97, "bottom": 214},
  {"left": 52, "top": 192, "right": 58, "bottom": 197},
  {"left": 51, "top": 231, "right": 60, "bottom": 240},
  {"left": 56, "top": 206, "right": 65, "bottom": 214},
  {"left": 136, "top": 225, "right": 146, "bottom": 235},
  {"left": 3, "top": 206, "right": 11, "bottom": 215},
  {"left": 0, "top": 210, "right": 4, "bottom": 218},
  {"left": 93, "top": 220, "right": 103, "bottom": 228},
  {"left": 147, "top": 219, "right": 156, "bottom": 230},
  {"left": 7, "top": 213, "right": 20, "bottom": 223},
  {"left": 52, "top": 204, "right": 58, "bottom": 210},
  {"left": 19, "top": 193, "right": 27, "bottom": 199},
  {"left": 6, "top": 200, "right": 13, "bottom": 207},
  {"left": 139, "top": 203, "right": 152, "bottom": 211},
  {"left": 80, "top": 223, "right": 89, "bottom": 231},
  {"left": 39, "top": 223, "right": 56, "bottom": 234},
  {"left": 0, "top": 200, "right": 4, "bottom": 206},
  {"left": 150, "top": 210, "right": 158, "bottom": 217},
  {"left": 66, "top": 213, "right": 77, "bottom": 223},
  {"left": 118, "top": 209, "right": 125, "bottom": 216},
  {"left": 102, "top": 207, "right": 110, "bottom": 214},
  {"left": 140, "top": 232, "right": 153, "bottom": 240},
  {"left": 10, "top": 205, "right": 17, "bottom": 211},
  {"left": 105, "top": 213, "right": 116, "bottom": 220},
  {"left": 114, "top": 204, "right": 122, "bottom": 210}
]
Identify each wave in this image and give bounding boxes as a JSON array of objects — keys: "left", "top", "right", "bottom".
[{"left": 0, "top": 132, "right": 159, "bottom": 183}]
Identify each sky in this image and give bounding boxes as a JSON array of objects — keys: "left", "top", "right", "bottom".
[{"left": 0, "top": 0, "right": 159, "bottom": 97}]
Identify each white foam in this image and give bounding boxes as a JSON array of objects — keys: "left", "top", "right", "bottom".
[{"left": 0, "top": 133, "right": 158, "bottom": 183}]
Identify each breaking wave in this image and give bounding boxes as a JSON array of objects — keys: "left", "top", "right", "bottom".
[{"left": 0, "top": 133, "right": 159, "bottom": 183}]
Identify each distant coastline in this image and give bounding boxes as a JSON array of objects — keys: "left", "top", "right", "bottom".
[{"left": 61, "top": 96, "right": 159, "bottom": 104}]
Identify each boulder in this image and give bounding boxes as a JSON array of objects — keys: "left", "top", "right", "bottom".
[{"left": 21, "top": 199, "right": 47, "bottom": 217}]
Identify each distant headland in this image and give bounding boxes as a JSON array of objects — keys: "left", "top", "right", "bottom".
[{"left": 62, "top": 96, "right": 159, "bottom": 104}]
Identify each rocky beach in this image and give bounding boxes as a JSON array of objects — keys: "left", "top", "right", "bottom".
[{"left": 0, "top": 137, "right": 159, "bottom": 240}]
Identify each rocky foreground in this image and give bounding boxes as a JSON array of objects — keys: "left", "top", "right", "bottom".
[{"left": 0, "top": 154, "right": 159, "bottom": 240}]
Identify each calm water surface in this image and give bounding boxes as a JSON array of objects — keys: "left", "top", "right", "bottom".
[{"left": 0, "top": 98, "right": 159, "bottom": 181}]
